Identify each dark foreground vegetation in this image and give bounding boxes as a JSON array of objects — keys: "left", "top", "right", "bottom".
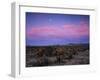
[{"left": 26, "top": 44, "right": 89, "bottom": 67}]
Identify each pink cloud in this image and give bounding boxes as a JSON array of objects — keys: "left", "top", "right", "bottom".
[{"left": 26, "top": 22, "right": 89, "bottom": 40}]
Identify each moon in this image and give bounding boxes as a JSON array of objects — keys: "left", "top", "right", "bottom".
[{"left": 49, "top": 18, "right": 52, "bottom": 22}]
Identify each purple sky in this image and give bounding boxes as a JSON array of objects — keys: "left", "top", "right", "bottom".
[{"left": 26, "top": 12, "right": 89, "bottom": 46}]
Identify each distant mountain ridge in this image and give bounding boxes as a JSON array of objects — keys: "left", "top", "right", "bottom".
[{"left": 26, "top": 43, "right": 89, "bottom": 47}]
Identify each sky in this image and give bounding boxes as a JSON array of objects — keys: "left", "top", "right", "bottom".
[{"left": 26, "top": 12, "right": 89, "bottom": 46}]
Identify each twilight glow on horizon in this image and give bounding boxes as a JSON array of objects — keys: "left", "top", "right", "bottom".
[{"left": 26, "top": 12, "right": 89, "bottom": 46}]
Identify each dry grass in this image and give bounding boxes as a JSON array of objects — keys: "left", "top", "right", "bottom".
[{"left": 26, "top": 44, "right": 89, "bottom": 67}]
